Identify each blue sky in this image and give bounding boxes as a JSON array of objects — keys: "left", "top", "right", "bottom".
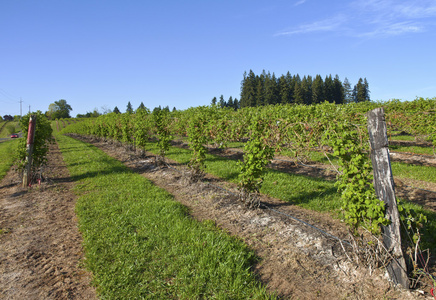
[{"left": 1, "top": 0, "right": 436, "bottom": 117}]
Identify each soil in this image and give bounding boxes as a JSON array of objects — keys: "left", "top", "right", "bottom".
[
  {"left": 0, "top": 136, "right": 433, "bottom": 299},
  {"left": 0, "top": 142, "right": 96, "bottom": 299},
  {"left": 389, "top": 139, "right": 434, "bottom": 148}
]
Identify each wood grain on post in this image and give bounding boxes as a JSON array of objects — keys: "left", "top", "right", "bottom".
[{"left": 367, "top": 108, "right": 409, "bottom": 289}]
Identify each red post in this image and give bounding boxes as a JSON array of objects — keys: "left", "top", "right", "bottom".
[{"left": 23, "top": 116, "right": 36, "bottom": 187}]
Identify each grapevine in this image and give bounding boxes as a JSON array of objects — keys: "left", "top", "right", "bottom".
[
  {"left": 152, "top": 107, "right": 172, "bottom": 164},
  {"left": 187, "top": 107, "right": 209, "bottom": 181},
  {"left": 327, "top": 121, "right": 389, "bottom": 235},
  {"left": 238, "top": 113, "right": 275, "bottom": 208}
]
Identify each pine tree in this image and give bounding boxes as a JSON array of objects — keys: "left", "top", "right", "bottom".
[
  {"left": 211, "top": 97, "right": 217, "bottom": 106},
  {"left": 265, "top": 72, "right": 279, "bottom": 105},
  {"left": 137, "top": 102, "right": 146, "bottom": 111},
  {"left": 278, "top": 74, "right": 291, "bottom": 104},
  {"left": 364, "top": 78, "right": 370, "bottom": 101},
  {"left": 219, "top": 95, "right": 226, "bottom": 108},
  {"left": 126, "top": 101, "right": 133, "bottom": 114},
  {"left": 287, "top": 72, "right": 294, "bottom": 103},
  {"left": 113, "top": 106, "right": 121, "bottom": 114},
  {"left": 227, "top": 96, "right": 234, "bottom": 109},
  {"left": 294, "top": 80, "right": 304, "bottom": 104},
  {"left": 255, "top": 72, "right": 266, "bottom": 106},
  {"left": 324, "top": 75, "right": 334, "bottom": 103},
  {"left": 233, "top": 98, "right": 240, "bottom": 110},
  {"left": 240, "top": 70, "right": 257, "bottom": 108},
  {"left": 333, "top": 75, "right": 345, "bottom": 104},
  {"left": 312, "top": 74, "right": 324, "bottom": 104},
  {"left": 301, "top": 76, "right": 312, "bottom": 105},
  {"left": 343, "top": 77, "right": 353, "bottom": 104},
  {"left": 353, "top": 78, "right": 370, "bottom": 102}
]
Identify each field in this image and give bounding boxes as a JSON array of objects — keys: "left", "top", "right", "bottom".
[
  {"left": 1, "top": 99, "right": 435, "bottom": 299},
  {"left": 0, "top": 121, "right": 20, "bottom": 138}
]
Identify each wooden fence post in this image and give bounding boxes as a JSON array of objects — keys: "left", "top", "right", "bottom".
[
  {"left": 22, "top": 115, "right": 36, "bottom": 187},
  {"left": 367, "top": 107, "right": 409, "bottom": 289}
]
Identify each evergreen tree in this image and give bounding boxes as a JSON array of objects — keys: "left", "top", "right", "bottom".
[
  {"left": 137, "top": 102, "right": 146, "bottom": 111},
  {"left": 219, "top": 95, "right": 226, "bottom": 108},
  {"left": 227, "top": 96, "right": 234, "bottom": 109},
  {"left": 211, "top": 97, "right": 217, "bottom": 106},
  {"left": 113, "top": 106, "right": 121, "bottom": 114},
  {"left": 312, "top": 74, "right": 324, "bottom": 104},
  {"left": 240, "top": 70, "right": 257, "bottom": 108},
  {"left": 255, "top": 72, "right": 266, "bottom": 106},
  {"left": 293, "top": 80, "right": 304, "bottom": 105},
  {"left": 353, "top": 78, "right": 370, "bottom": 102},
  {"left": 265, "top": 72, "right": 279, "bottom": 105},
  {"left": 301, "top": 76, "right": 312, "bottom": 105},
  {"left": 364, "top": 78, "right": 370, "bottom": 101},
  {"left": 126, "top": 101, "right": 133, "bottom": 114},
  {"left": 240, "top": 71, "right": 247, "bottom": 107},
  {"left": 239, "top": 70, "right": 368, "bottom": 107},
  {"left": 352, "top": 86, "right": 357, "bottom": 103},
  {"left": 324, "top": 75, "right": 334, "bottom": 103},
  {"left": 333, "top": 75, "right": 345, "bottom": 104},
  {"left": 278, "top": 74, "right": 291, "bottom": 104},
  {"left": 343, "top": 77, "right": 353, "bottom": 104},
  {"left": 233, "top": 98, "right": 240, "bottom": 110},
  {"left": 286, "top": 72, "right": 294, "bottom": 103},
  {"left": 172, "top": 107, "right": 177, "bottom": 112}
]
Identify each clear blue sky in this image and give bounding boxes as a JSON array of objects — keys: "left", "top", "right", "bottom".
[{"left": 1, "top": 0, "right": 436, "bottom": 117}]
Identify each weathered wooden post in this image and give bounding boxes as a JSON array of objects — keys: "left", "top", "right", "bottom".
[
  {"left": 22, "top": 115, "right": 36, "bottom": 187},
  {"left": 367, "top": 108, "right": 409, "bottom": 289}
]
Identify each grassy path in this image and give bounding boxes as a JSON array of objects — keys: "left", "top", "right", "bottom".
[
  {"left": 56, "top": 134, "right": 274, "bottom": 299},
  {"left": 0, "top": 139, "right": 19, "bottom": 180}
]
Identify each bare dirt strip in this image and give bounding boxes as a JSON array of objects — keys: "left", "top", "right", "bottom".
[{"left": 0, "top": 142, "right": 96, "bottom": 299}]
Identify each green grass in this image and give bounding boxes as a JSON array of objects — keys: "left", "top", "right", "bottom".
[
  {"left": 56, "top": 135, "right": 274, "bottom": 299},
  {"left": 225, "top": 141, "right": 245, "bottom": 148},
  {"left": 0, "top": 121, "right": 20, "bottom": 138},
  {"left": 0, "top": 139, "right": 19, "bottom": 180},
  {"left": 389, "top": 134, "right": 415, "bottom": 141},
  {"left": 147, "top": 142, "right": 341, "bottom": 214},
  {"left": 389, "top": 144, "right": 435, "bottom": 156},
  {"left": 391, "top": 162, "right": 436, "bottom": 183}
]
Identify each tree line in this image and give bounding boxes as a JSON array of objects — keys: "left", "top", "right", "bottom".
[
  {"left": 239, "top": 70, "right": 370, "bottom": 108},
  {"left": 210, "top": 95, "right": 240, "bottom": 110}
]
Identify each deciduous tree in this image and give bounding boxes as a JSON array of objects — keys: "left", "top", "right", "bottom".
[{"left": 47, "top": 99, "right": 72, "bottom": 119}]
